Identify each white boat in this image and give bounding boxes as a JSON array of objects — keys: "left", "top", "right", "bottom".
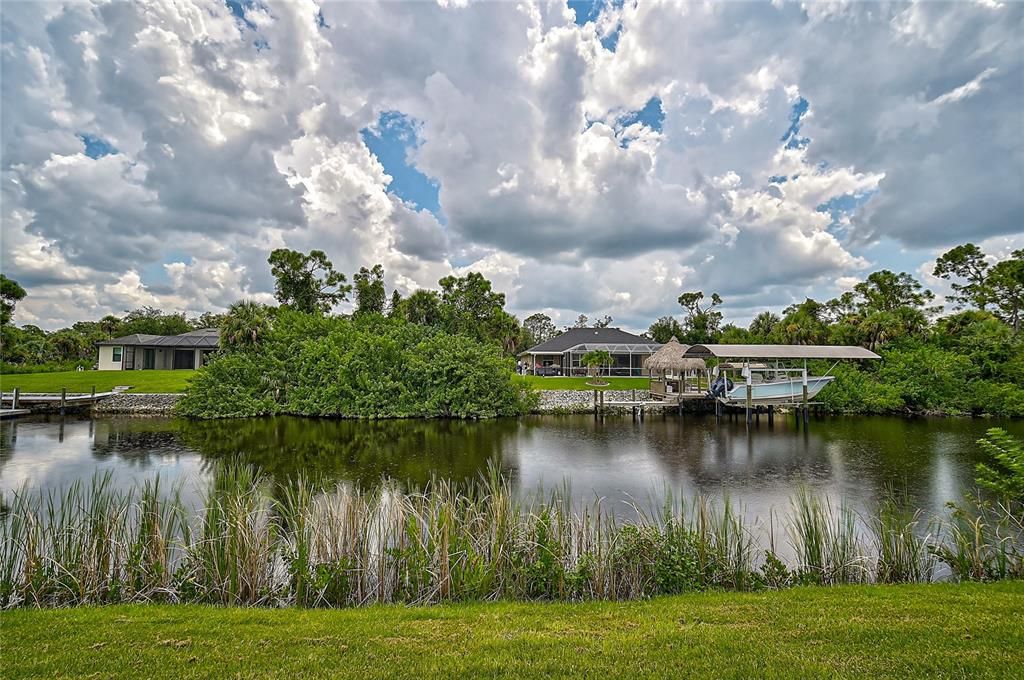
[{"left": 720, "top": 376, "right": 835, "bottom": 406}]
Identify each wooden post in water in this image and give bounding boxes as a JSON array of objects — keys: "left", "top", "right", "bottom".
[
  {"left": 801, "top": 363, "right": 809, "bottom": 425},
  {"left": 91, "top": 385, "right": 96, "bottom": 398},
  {"left": 12, "top": 387, "right": 20, "bottom": 409},
  {"left": 768, "top": 405, "right": 774, "bottom": 427},
  {"left": 60, "top": 387, "right": 67, "bottom": 416},
  {"left": 744, "top": 362, "right": 753, "bottom": 426},
  {"left": 593, "top": 389, "right": 598, "bottom": 417}
]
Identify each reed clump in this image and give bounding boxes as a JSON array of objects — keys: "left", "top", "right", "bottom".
[{"left": 1, "top": 464, "right": 1021, "bottom": 609}]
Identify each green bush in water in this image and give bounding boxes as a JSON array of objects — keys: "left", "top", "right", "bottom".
[{"left": 178, "top": 312, "right": 535, "bottom": 419}]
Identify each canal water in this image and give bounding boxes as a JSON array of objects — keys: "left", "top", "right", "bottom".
[{"left": 3, "top": 414, "right": 1019, "bottom": 531}]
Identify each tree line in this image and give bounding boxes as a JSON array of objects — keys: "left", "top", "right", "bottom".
[{"left": 1, "top": 242, "right": 1021, "bottom": 416}]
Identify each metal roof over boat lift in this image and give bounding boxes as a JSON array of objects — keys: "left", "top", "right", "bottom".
[{"left": 683, "top": 344, "right": 880, "bottom": 360}]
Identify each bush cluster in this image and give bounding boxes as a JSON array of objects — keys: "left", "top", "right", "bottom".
[
  {"left": 176, "top": 311, "right": 536, "bottom": 419},
  {"left": 819, "top": 332, "right": 1024, "bottom": 417}
]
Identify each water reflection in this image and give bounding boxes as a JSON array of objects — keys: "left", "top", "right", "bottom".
[{"left": 1, "top": 414, "right": 1019, "bottom": 524}]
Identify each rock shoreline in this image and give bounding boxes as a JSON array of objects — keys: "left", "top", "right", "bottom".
[
  {"left": 84, "top": 390, "right": 712, "bottom": 417},
  {"left": 533, "top": 390, "right": 713, "bottom": 414},
  {"left": 91, "top": 393, "right": 184, "bottom": 415}
]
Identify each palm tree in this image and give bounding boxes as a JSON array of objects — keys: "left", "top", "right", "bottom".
[
  {"left": 582, "top": 350, "right": 612, "bottom": 382},
  {"left": 220, "top": 300, "right": 272, "bottom": 349}
]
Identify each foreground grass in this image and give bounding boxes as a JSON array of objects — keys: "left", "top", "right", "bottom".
[
  {"left": 0, "top": 369, "right": 191, "bottom": 394},
  {"left": 515, "top": 375, "right": 653, "bottom": 391},
  {"left": 3, "top": 583, "right": 1022, "bottom": 679}
]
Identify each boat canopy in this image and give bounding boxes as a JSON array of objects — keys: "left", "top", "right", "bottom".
[{"left": 684, "top": 344, "right": 880, "bottom": 360}]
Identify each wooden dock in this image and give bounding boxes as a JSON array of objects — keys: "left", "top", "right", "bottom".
[
  {"left": 0, "top": 388, "right": 122, "bottom": 417},
  {"left": 1, "top": 391, "right": 119, "bottom": 405}
]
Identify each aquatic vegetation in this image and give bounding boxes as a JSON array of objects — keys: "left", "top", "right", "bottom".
[
  {"left": 871, "top": 497, "right": 936, "bottom": 584},
  {"left": 2, "top": 465, "right": 1022, "bottom": 609},
  {"left": 931, "top": 497, "right": 1024, "bottom": 582}
]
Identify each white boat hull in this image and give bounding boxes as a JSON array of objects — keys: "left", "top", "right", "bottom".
[{"left": 722, "top": 376, "right": 835, "bottom": 405}]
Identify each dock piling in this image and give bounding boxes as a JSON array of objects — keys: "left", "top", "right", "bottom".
[
  {"left": 801, "top": 364, "right": 809, "bottom": 425},
  {"left": 745, "top": 384, "right": 753, "bottom": 426},
  {"left": 60, "top": 387, "right": 67, "bottom": 416},
  {"left": 12, "top": 387, "right": 19, "bottom": 410}
]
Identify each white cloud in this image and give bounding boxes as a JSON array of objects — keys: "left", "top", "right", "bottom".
[{"left": 1, "top": 0, "right": 1020, "bottom": 332}]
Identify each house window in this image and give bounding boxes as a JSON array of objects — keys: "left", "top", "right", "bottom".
[{"left": 112, "top": 346, "right": 122, "bottom": 363}]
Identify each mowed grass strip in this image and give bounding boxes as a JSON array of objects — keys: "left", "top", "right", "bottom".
[
  {"left": 0, "top": 369, "right": 192, "bottom": 394},
  {"left": 3, "top": 583, "right": 1022, "bottom": 679},
  {"left": 515, "top": 375, "right": 654, "bottom": 391}
]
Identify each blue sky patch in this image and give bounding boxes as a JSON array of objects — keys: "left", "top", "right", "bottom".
[
  {"left": 620, "top": 96, "right": 664, "bottom": 132},
  {"left": 817, "top": 190, "right": 877, "bottom": 235},
  {"left": 225, "top": 0, "right": 257, "bottom": 30},
  {"left": 78, "top": 134, "right": 117, "bottom": 159},
  {"left": 768, "top": 174, "right": 788, "bottom": 184},
  {"left": 568, "top": 0, "right": 604, "bottom": 25},
  {"left": 361, "top": 111, "right": 444, "bottom": 221},
  {"left": 781, "top": 96, "right": 810, "bottom": 149},
  {"left": 568, "top": 0, "right": 622, "bottom": 51},
  {"left": 601, "top": 23, "right": 622, "bottom": 52}
]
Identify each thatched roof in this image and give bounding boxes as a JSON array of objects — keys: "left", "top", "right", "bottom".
[{"left": 644, "top": 337, "right": 707, "bottom": 372}]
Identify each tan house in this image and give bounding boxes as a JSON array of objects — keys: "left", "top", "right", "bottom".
[{"left": 96, "top": 329, "right": 219, "bottom": 370}]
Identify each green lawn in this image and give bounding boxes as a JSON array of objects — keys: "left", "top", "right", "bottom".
[
  {"left": 0, "top": 369, "right": 192, "bottom": 394},
  {"left": 515, "top": 375, "right": 653, "bottom": 391},
  {"left": 3, "top": 583, "right": 1022, "bottom": 679}
]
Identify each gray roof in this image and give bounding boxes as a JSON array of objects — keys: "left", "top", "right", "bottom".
[
  {"left": 97, "top": 328, "right": 220, "bottom": 348},
  {"left": 684, "top": 344, "right": 880, "bottom": 360},
  {"left": 524, "top": 327, "right": 661, "bottom": 354}
]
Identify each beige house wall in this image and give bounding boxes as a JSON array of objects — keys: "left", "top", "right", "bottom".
[
  {"left": 96, "top": 346, "right": 209, "bottom": 370},
  {"left": 97, "top": 345, "right": 123, "bottom": 371}
]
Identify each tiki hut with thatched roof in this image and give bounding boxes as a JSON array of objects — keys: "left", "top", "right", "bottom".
[{"left": 644, "top": 337, "right": 708, "bottom": 401}]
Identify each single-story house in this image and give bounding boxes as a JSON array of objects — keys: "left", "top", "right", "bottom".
[
  {"left": 520, "top": 327, "right": 662, "bottom": 377},
  {"left": 96, "top": 329, "right": 220, "bottom": 370}
]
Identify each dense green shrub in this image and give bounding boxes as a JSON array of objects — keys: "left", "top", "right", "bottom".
[
  {"left": 176, "top": 353, "right": 279, "bottom": 418},
  {"left": 178, "top": 312, "right": 534, "bottom": 420},
  {"left": 817, "top": 363, "right": 903, "bottom": 414}
]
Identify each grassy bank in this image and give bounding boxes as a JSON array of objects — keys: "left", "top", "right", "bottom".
[
  {"left": 3, "top": 583, "right": 1022, "bottom": 678},
  {"left": 0, "top": 369, "right": 191, "bottom": 394},
  {"left": 515, "top": 375, "right": 652, "bottom": 390}
]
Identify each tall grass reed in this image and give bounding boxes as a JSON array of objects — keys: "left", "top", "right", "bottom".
[{"left": 1, "top": 464, "right": 1020, "bottom": 609}]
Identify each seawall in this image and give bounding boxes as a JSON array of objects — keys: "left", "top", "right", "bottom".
[
  {"left": 534, "top": 390, "right": 713, "bottom": 414},
  {"left": 85, "top": 390, "right": 712, "bottom": 417},
  {"left": 91, "top": 393, "right": 183, "bottom": 415}
]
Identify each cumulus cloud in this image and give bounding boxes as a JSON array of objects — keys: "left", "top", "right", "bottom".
[{"left": 0, "top": 0, "right": 1020, "bottom": 332}]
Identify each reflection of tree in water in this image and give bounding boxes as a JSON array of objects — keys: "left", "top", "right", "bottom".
[
  {"left": 174, "top": 416, "right": 522, "bottom": 491},
  {"left": 638, "top": 416, "right": 834, "bottom": 489},
  {"left": 636, "top": 414, "right": 1006, "bottom": 511}
]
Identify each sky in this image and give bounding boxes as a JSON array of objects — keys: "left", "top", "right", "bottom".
[{"left": 1, "top": 0, "right": 1022, "bottom": 333}]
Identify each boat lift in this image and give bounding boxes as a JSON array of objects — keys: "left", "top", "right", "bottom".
[{"left": 683, "top": 344, "right": 881, "bottom": 426}]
